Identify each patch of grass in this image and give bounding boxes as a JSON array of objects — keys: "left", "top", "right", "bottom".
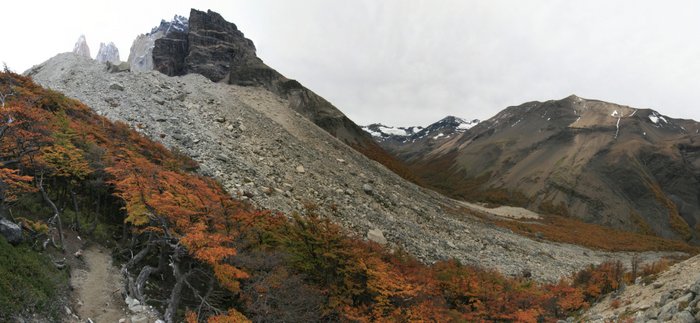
[
  {"left": 630, "top": 210, "right": 655, "bottom": 236},
  {"left": 486, "top": 213, "right": 699, "bottom": 253},
  {"left": 647, "top": 182, "right": 693, "bottom": 241},
  {"left": 0, "top": 236, "right": 68, "bottom": 321}
]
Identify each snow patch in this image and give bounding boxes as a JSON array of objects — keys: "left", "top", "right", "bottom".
[
  {"left": 433, "top": 133, "right": 445, "bottom": 140},
  {"left": 649, "top": 114, "right": 659, "bottom": 124},
  {"left": 363, "top": 128, "right": 382, "bottom": 137},
  {"left": 457, "top": 122, "right": 476, "bottom": 130},
  {"left": 378, "top": 126, "right": 408, "bottom": 136},
  {"left": 611, "top": 110, "right": 619, "bottom": 117},
  {"left": 648, "top": 111, "right": 668, "bottom": 125}
]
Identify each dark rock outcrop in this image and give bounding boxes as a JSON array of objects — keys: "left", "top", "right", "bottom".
[
  {"left": 128, "top": 15, "right": 189, "bottom": 72},
  {"left": 152, "top": 27, "right": 188, "bottom": 76},
  {"left": 0, "top": 217, "right": 22, "bottom": 245},
  {"left": 186, "top": 9, "right": 261, "bottom": 83}
]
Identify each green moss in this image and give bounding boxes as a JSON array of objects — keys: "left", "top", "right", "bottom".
[{"left": 0, "top": 236, "right": 67, "bottom": 321}]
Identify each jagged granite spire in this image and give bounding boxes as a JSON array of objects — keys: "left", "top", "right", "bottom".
[
  {"left": 127, "top": 15, "right": 188, "bottom": 72},
  {"left": 72, "top": 35, "right": 91, "bottom": 58},
  {"left": 95, "top": 42, "right": 120, "bottom": 64}
]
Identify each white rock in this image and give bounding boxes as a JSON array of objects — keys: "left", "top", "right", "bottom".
[
  {"left": 367, "top": 228, "right": 388, "bottom": 245},
  {"left": 295, "top": 165, "right": 305, "bottom": 173},
  {"left": 72, "top": 35, "right": 91, "bottom": 58},
  {"left": 96, "top": 42, "right": 120, "bottom": 64}
]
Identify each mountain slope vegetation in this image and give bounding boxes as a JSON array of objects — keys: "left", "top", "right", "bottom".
[{"left": 3, "top": 58, "right": 687, "bottom": 322}]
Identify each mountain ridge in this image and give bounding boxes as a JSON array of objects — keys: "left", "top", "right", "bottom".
[{"left": 378, "top": 94, "right": 700, "bottom": 243}]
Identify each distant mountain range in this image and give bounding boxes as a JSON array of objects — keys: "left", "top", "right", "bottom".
[
  {"left": 362, "top": 116, "right": 479, "bottom": 162},
  {"left": 366, "top": 95, "right": 700, "bottom": 243}
]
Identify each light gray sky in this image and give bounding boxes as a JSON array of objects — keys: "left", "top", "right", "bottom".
[{"left": 2, "top": 1, "right": 700, "bottom": 126}]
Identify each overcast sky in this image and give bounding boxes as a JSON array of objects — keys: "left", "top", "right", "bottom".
[{"left": 2, "top": 1, "right": 700, "bottom": 126}]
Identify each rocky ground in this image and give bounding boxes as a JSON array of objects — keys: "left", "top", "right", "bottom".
[
  {"left": 582, "top": 254, "right": 700, "bottom": 322},
  {"left": 27, "top": 53, "right": 685, "bottom": 282}
]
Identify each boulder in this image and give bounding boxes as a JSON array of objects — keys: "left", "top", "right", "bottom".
[
  {"left": 673, "top": 311, "right": 695, "bottom": 323},
  {"left": 367, "top": 228, "right": 387, "bottom": 245},
  {"left": 689, "top": 281, "right": 700, "bottom": 295},
  {"left": 109, "top": 82, "right": 124, "bottom": 91},
  {"left": 0, "top": 217, "right": 22, "bottom": 245},
  {"left": 362, "top": 183, "right": 374, "bottom": 195},
  {"left": 106, "top": 61, "right": 130, "bottom": 73}
]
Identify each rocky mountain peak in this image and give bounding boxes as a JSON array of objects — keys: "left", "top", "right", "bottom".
[
  {"left": 127, "top": 15, "right": 189, "bottom": 72},
  {"left": 432, "top": 115, "right": 480, "bottom": 131},
  {"left": 152, "top": 8, "right": 258, "bottom": 82},
  {"left": 148, "top": 8, "right": 391, "bottom": 156},
  {"left": 72, "top": 35, "right": 91, "bottom": 58},
  {"left": 95, "top": 42, "right": 120, "bottom": 64},
  {"left": 150, "top": 15, "right": 189, "bottom": 35},
  {"left": 363, "top": 116, "right": 479, "bottom": 144}
]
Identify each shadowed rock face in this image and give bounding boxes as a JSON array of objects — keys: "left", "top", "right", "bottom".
[
  {"left": 186, "top": 9, "right": 259, "bottom": 83},
  {"left": 152, "top": 28, "right": 188, "bottom": 76},
  {"left": 129, "top": 15, "right": 188, "bottom": 72}
]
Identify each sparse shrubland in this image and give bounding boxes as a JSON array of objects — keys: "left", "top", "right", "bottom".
[
  {"left": 488, "top": 213, "right": 699, "bottom": 253},
  {"left": 0, "top": 236, "right": 67, "bottom": 321}
]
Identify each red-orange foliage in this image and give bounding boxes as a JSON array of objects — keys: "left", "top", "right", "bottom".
[
  {"left": 106, "top": 150, "right": 256, "bottom": 293},
  {"left": 572, "top": 261, "right": 624, "bottom": 301}
]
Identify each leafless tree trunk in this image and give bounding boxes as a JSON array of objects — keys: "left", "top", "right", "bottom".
[
  {"left": 131, "top": 243, "right": 168, "bottom": 302},
  {"left": 38, "top": 174, "right": 64, "bottom": 251},
  {"left": 164, "top": 252, "right": 193, "bottom": 323},
  {"left": 69, "top": 190, "right": 82, "bottom": 231}
]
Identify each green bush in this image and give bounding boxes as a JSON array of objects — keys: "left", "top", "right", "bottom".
[{"left": 0, "top": 236, "right": 67, "bottom": 321}]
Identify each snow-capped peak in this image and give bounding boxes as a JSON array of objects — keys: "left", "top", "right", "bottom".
[
  {"left": 456, "top": 118, "right": 479, "bottom": 130},
  {"left": 362, "top": 124, "right": 423, "bottom": 140},
  {"left": 151, "top": 15, "right": 189, "bottom": 35},
  {"left": 362, "top": 116, "right": 479, "bottom": 143}
]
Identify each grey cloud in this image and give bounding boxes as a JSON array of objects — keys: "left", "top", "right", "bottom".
[{"left": 244, "top": 0, "right": 700, "bottom": 126}]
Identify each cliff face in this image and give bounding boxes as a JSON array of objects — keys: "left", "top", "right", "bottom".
[{"left": 128, "top": 15, "right": 188, "bottom": 72}]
